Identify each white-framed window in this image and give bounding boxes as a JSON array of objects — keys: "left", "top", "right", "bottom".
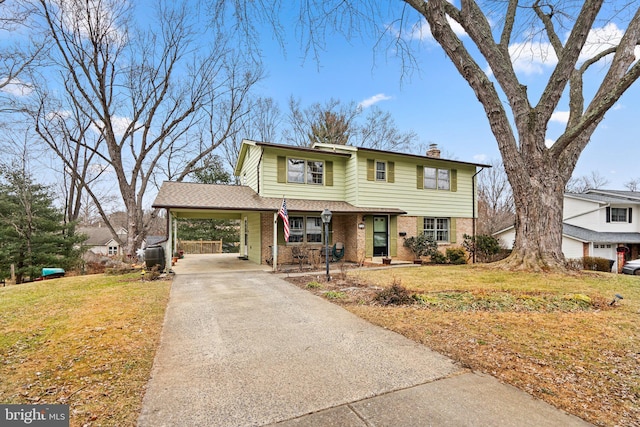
[
  {"left": 288, "top": 215, "right": 324, "bottom": 243},
  {"left": 307, "top": 161, "right": 324, "bottom": 184},
  {"left": 376, "top": 161, "right": 386, "bottom": 181},
  {"left": 288, "top": 158, "right": 323, "bottom": 184},
  {"left": 423, "top": 167, "right": 450, "bottom": 190},
  {"left": 287, "top": 158, "right": 305, "bottom": 183},
  {"left": 306, "top": 217, "right": 323, "bottom": 243},
  {"left": 611, "top": 208, "right": 628, "bottom": 222},
  {"left": 424, "top": 217, "right": 450, "bottom": 242},
  {"left": 108, "top": 246, "right": 118, "bottom": 255}
]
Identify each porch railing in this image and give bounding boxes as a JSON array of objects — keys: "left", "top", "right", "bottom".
[{"left": 178, "top": 239, "right": 223, "bottom": 254}]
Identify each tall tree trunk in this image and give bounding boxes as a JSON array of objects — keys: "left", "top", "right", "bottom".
[{"left": 501, "top": 171, "right": 566, "bottom": 271}]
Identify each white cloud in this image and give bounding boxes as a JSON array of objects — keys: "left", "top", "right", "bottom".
[
  {"left": 545, "top": 138, "right": 555, "bottom": 148},
  {"left": 550, "top": 111, "right": 570, "bottom": 124},
  {"left": 91, "top": 115, "right": 134, "bottom": 137},
  {"left": 0, "top": 78, "right": 33, "bottom": 96},
  {"left": 473, "top": 153, "right": 488, "bottom": 162},
  {"left": 358, "top": 93, "right": 392, "bottom": 109},
  {"left": 406, "top": 16, "right": 467, "bottom": 42},
  {"left": 509, "top": 41, "right": 558, "bottom": 75},
  {"left": 579, "top": 23, "right": 624, "bottom": 63}
]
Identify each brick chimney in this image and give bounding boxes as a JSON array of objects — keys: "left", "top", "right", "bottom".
[{"left": 426, "top": 143, "right": 441, "bottom": 158}]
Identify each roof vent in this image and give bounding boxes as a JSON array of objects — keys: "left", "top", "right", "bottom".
[{"left": 426, "top": 143, "right": 441, "bottom": 158}]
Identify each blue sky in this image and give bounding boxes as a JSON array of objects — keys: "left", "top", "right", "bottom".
[
  {"left": 2, "top": 1, "right": 638, "bottom": 193},
  {"left": 250, "top": 6, "right": 640, "bottom": 190}
]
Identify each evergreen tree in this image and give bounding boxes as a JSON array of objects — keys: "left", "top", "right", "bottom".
[{"left": 0, "top": 167, "right": 84, "bottom": 283}]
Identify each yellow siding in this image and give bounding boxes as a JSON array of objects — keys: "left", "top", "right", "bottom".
[
  {"left": 354, "top": 155, "right": 476, "bottom": 218},
  {"left": 238, "top": 144, "right": 261, "bottom": 192},
  {"left": 247, "top": 212, "right": 262, "bottom": 262},
  {"left": 260, "top": 149, "right": 347, "bottom": 200}
]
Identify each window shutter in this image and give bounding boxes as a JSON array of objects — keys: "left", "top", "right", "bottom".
[
  {"left": 388, "top": 161, "right": 395, "bottom": 183},
  {"left": 365, "top": 216, "right": 373, "bottom": 257},
  {"left": 277, "top": 156, "right": 286, "bottom": 183},
  {"left": 325, "top": 161, "right": 333, "bottom": 186},
  {"left": 417, "top": 216, "right": 424, "bottom": 235},
  {"left": 451, "top": 169, "right": 457, "bottom": 192},
  {"left": 606, "top": 207, "right": 611, "bottom": 223},
  {"left": 277, "top": 217, "right": 285, "bottom": 245},
  {"left": 629, "top": 208, "right": 633, "bottom": 223},
  {"left": 390, "top": 216, "right": 398, "bottom": 256},
  {"left": 416, "top": 166, "right": 424, "bottom": 189},
  {"left": 450, "top": 218, "right": 457, "bottom": 243},
  {"left": 367, "top": 159, "right": 375, "bottom": 181}
]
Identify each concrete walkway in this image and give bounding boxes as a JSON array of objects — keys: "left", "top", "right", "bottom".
[{"left": 138, "top": 255, "right": 591, "bottom": 426}]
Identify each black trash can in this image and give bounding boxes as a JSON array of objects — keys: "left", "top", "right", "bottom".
[{"left": 145, "top": 245, "right": 166, "bottom": 271}]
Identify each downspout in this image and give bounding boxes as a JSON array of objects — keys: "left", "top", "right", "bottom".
[
  {"left": 472, "top": 168, "right": 485, "bottom": 264},
  {"left": 256, "top": 149, "right": 264, "bottom": 194}
]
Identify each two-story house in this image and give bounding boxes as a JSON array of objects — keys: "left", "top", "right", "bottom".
[
  {"left": 152, "top": 140, "right": 489, "bottom": 269},
  {"left": 495, "top": 189, "right": 640, "bottom": 271}
]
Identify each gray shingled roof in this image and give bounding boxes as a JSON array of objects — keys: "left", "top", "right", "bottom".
[
  {"left": 152, "top": 182, "right": 406, "bottom": 214},
  {"left": 77, "top": 227, "right": 124, "bottom": 246},
  {"left": 566, "top": 190, "right": 640, "bottom": 204},
  {"left": 563, "top": 223, "right": 640, "bottom": 243}
]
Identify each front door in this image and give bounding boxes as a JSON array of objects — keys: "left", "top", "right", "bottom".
[{"left": 373, "top": 216, "right": 388, "bottom": 257}]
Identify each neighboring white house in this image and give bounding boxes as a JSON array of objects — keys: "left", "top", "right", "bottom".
[{"left": 495, "top": 190, "right": 640, "bottom": 271}]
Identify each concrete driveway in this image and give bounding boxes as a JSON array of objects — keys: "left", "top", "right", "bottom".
[{"left": 138, "top": 254, "right": 590, "bottom": 426}]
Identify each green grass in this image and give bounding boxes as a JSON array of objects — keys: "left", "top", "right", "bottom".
[{"left": 0, "top": 273, "right": 171, "bottom": 427}]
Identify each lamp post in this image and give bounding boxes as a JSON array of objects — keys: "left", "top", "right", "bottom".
[{"left": 321, "top": 208, "right": 332, "bottom": 281}]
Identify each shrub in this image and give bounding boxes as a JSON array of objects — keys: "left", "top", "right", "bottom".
[
  {"left": 306, "top": 281, "right": 322, "bottom": 289},
  {"left": 430, "top": 251, "right": 447, "bottom": 264},
  {"left": 375, "top": 282, "right": 414, "bottom": 306},
  {"left": 446, "top": 247, "right": 467, "bottom": 264},
  {"left": 462, "top": 234, "right": 502, "bottom": 263},
  {"left": 582, "top": 256, "right": 614, "bottom": 272},
  {"left": 403, "top": 234, "right": 438, "bottom": 259}
]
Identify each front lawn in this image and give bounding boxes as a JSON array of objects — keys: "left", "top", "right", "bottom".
[
  {"left": 289, "top": 265, "right": 640, "bottom": 427},
  {"left": 0, "top": 273, "right": 171, "bottom": 427}
]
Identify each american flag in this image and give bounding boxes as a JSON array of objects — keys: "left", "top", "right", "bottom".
[{"left": 279, "top": 198, "right": 290, "bottom": 242}]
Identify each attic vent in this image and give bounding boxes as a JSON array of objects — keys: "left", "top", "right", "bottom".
[{"left": 426, "top": 143, "right": 441, "bottom": 158}]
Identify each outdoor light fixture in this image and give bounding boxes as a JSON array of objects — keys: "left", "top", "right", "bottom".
[{"left": 321, "top": 208, "right": 332, "bottom": 281}]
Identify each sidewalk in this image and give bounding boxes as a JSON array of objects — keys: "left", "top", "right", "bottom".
[{"left": 138, "top": 256, "right": 591, "bottom": 426}]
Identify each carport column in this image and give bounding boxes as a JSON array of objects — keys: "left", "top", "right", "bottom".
[
  {"left": 166, "top": 211, "right": 173, "bottom": 271},
  {"left": 273, "top": 212, "right": 278, "bottom": 272},
  {"left": 173, "top": 217, "right": 178, "bottom": 256}
]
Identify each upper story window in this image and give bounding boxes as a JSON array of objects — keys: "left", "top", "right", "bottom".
[
  {"left": 287, "top": 158, "right": 323, "bottom": 185},
  {"left": 376, "top": 161, "right": 386, "bottom": 181},
  {"left": 606, "top": 206, "right": 632, "bottom": 224},
  {"left": 611, "top": 208, "right": 628, "bottom": 222},
  {"left": 424, "top": 217, "right": 450, "bottom": 242},
  {"left": 424, "top": 167, "right": 450, "bottom": 190}
]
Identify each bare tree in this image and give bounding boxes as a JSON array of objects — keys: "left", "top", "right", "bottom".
[
  {"left": 22, "top": 0, "right": 261, "bottom": 256},
  {"left": 477, "top": 159, "right": 514, "bottom": 235},
  {"left": 624, "top": 178, "right": 640, "bottom": 191},
  {"left": 283, "top": 97, "right": 417, "bottom": 150},
  {"left": 357, "top": 106, "right": 417, "bottom": 152},
  {"left": 565, "top": 171, "right": 610, "bottom": 193},
  {"left": 283, "top": 97, "right": 360, "bottom": 147}
]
